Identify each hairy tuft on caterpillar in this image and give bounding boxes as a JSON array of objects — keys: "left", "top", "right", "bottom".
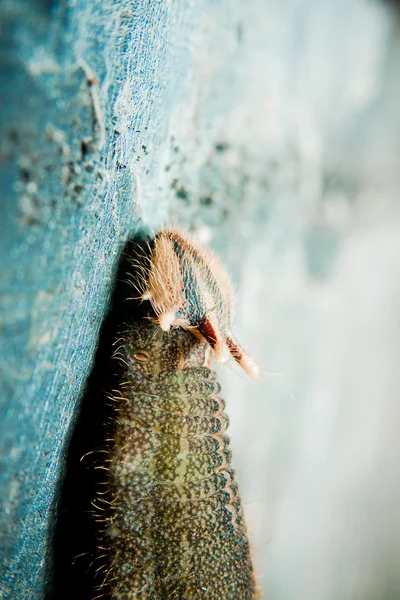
[{"left": 131, "top": 228, "right": 259, "bottom": 379}]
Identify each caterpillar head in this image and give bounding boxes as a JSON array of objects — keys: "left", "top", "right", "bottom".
[{"left": 135, "top": 228, "right": 259, "bottom": 378}]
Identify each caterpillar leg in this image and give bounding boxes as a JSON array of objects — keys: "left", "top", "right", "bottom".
[{"left": 226, "top": 335, "right": 259, "bottom": 379}]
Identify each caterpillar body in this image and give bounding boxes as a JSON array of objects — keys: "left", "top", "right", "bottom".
[{"left": 97, "top": 318, "right": 256, "bottom": 599}]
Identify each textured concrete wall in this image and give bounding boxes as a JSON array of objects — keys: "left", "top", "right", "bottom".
[{"left": 1, "top": 0, "right": 400, "bottom": 598}]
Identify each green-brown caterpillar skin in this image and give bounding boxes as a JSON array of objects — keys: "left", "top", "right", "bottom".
[{"left": 98, "top": 319, "right": 256, "bottom": 599}]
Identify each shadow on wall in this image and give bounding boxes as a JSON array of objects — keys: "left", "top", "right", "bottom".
[{"left": 51, "top": 237, "right": 149, "bottom": 600}]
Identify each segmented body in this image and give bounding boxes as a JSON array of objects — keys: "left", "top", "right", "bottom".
[{"left": 99, "top": 319, "right": 255, "bottom": 599}]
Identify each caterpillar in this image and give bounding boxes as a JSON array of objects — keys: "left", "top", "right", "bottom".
[
  {"left": 93, "top": 229, "right": 257, "bottom": 598},
  {"left": 96, "top": 318, "right": 256, "bottom": 599}
]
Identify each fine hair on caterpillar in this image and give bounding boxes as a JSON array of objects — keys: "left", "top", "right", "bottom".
[
  {"left": 129, "top": 228, "right": 259, "bottom": 379},
  {"left": 94, "top": 316, "right": 257, "bottom": 599}
]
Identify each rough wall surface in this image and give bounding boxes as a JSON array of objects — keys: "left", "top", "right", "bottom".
[{"left": 1, "top": 0, "right": 400, "bottom": 598}]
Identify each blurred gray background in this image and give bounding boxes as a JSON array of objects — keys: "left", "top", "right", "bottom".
[{"left": 1, "top": 0, "right": 399, "bottom": 598}]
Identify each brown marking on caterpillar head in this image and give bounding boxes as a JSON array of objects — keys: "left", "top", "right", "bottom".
[
  {"left": 135, "top": 228, "right": 259, "bottom": 378},
  {"left": 196, "top": 317, "right": 232, "bottom": 365},
  {"left": 197, "top": 317, "right": 217, "bottom": 349}
]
